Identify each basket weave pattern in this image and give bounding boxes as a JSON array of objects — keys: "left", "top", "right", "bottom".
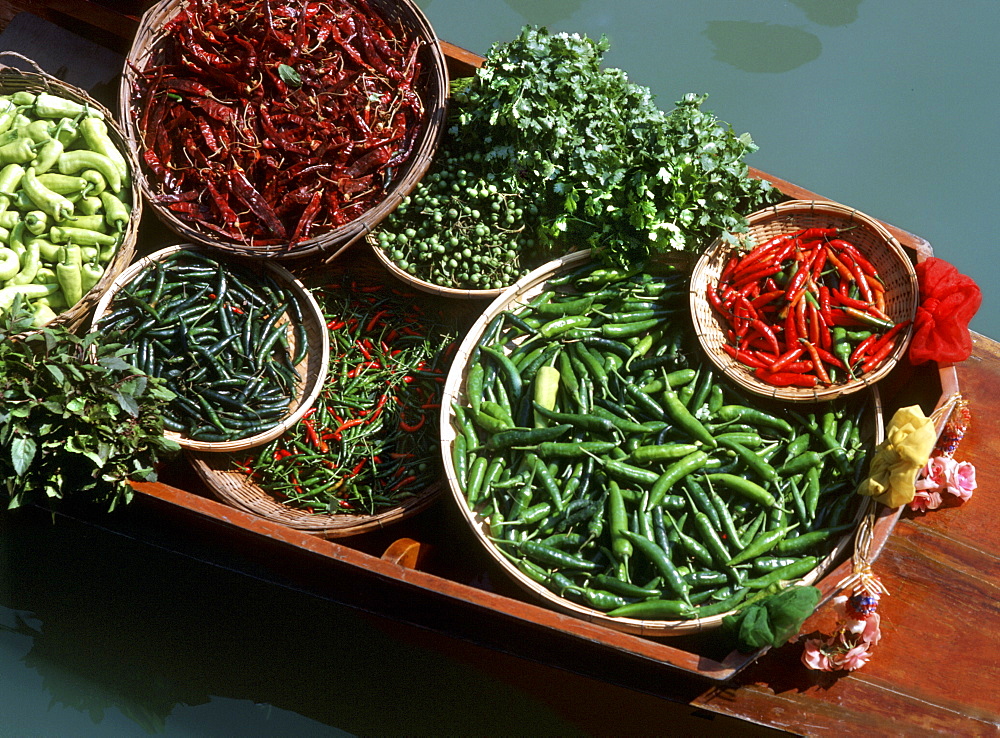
[
  {"left": 690, "top": 200, "right": 919, "bottom": 402},
  {"left": 119, "top": 0, "right": 448, "bottom": 261},
  {"left": 91, "top": 245, "right": 329, "bottom": 453},
  {"left": 0, "top": 53, "right": 140, "bottom": 332}
]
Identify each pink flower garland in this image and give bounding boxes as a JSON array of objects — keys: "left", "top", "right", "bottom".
[
  {"left": 802, "top": 594, "right": 882, "bottom": 672},
  {"left": 802, "top": 397, "right": 975, "bottom": 673},
  {"left": 911, "top": 455, "right": 976, "bottom": 511}
]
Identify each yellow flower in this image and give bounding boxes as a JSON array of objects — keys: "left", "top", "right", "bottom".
[{"left": 856, "top": 405, "right": 938, "bottom": 507}]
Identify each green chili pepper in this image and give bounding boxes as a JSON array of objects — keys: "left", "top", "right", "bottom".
[
  {"left": 647, "top": 450, "right": 710, "bottom": 508},
  {"left": 705, "top": 472, "right": 780, "bottom": 508},
  {"left": 31, "top": 237, "right": 61, "bottom": 263},
  {"left": 742, "top": 556, "right": 819, "bottom": 589},
  {"left": 0, "top": 281, "right": 58, "bottom": 313},
  {"left": 0, "top": 246, "right": 20, "bottom": 281},
  {"left": 80, "top": 258, "right": 103, "bottom": 293},
  {"left": 608, "top": 479, "right": 632, "bottom": 562},
  {"left": 32, "top": 92, "right": 103, "bottom": 121},
  {"left": 75, "top": 194, "right": 102, "bottom": 216},
  {"left": 518, "top": 539, "right": 599, "bottom": 571},
  {"left": 56, "top": 149, "right": 122, "bottom": 193},
  {"left": 0, "top": 162, "right": 24, "bottom": 214},
  {"left": 55, "top": 242, "right": 83, "bottom": 307},
  {"left": 775, "top": 524, "right": 854, "bottom": 556},
  {"left": 48, "top": 225, "right": 119, "bottom": 247},
  {"left": 23, "top": 210, "right": 49, "bottom": 236},
  {"left": 21, "top": 166, "right": 74, "bottom": 220},
  {"left": 0, "top": 136, "right": 35, "bottom": 166},
  {"left": 607, "top": 598, "right": 696, "bottom": 620},
  {"left": 662, "top": 388, "right": 717, "bottom": 447},
  {"left": 726, "top": 524, "right": 798, "bottom": 567},
  {"left": 78, "top": 116, "right": 128, "bottom": 180},
  {"left": 36, "top": 172, "right": 88, "bottom": 195},
  {"left": 30, "top": 137, "right": 63, "bottom": 174},
  {"left": 7, "top": 227, "right": 38, "bottom": 286},
  {"left": 620, "top": 529, "right": 692, "bottom": 605},
  {"left": 0, "top": 98, "right": 15, "bottom": 136}
]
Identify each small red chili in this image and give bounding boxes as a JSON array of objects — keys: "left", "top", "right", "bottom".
[{"left": 399, "top": 414, "right": 426, "bottom": 432}]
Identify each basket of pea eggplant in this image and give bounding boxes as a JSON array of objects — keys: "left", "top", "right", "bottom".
[
  {"left": 91, "top": 244, "right": 329, "bottom": 453},
  {"left": 0, "top": 52, "right": 140, "bottom": 331},
  {"left": 441, "top": 250, "right": 884, "bottom": 635}
]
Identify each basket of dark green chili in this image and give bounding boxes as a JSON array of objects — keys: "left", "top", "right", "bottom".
[
  {"left": 120, "top": 0, "right": 447, "bottom": 261},
  {"left": 441, "top": 250, "right": 884, "bottom": 635},
  {"left": 91, "top": 244, "right": 329, "bottom": 452},
  {"left": 0, "top": 52, "right": 140, "bottom": 332},
  {"left": 186, "top": 269, "right": 461, "bottom": 536}
]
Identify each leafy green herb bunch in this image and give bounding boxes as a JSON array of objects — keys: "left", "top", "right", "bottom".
[
  {"left": 451, "top": 26, "right": 780, "bottom": 268},
  {"left": 0, "top": 300, "right": 179, "bottom": 512}
]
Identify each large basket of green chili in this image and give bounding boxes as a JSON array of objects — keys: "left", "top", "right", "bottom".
[
  {"left": 187, "top": 264, "right": 464, "bottom": 537},
  {"left": 119, "top": 0, "right": 448, "bottom": 262},
  {"left": 91, "top": 244, "right": 329, "bottom": 453},
  {"left": 0, "top": 52, "right": 140, "bottom": 332},
  {"left": 441, "top": 249, "right": 884, "bottom": 635}
]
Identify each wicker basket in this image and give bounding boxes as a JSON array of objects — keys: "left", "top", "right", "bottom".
[
  {"left": 440, "top": 250, "right": 884, "bottom": 636},
  {"left": 119, "top": 0, "right": 448, "bottom": 261},
  {"left": 90, "top": 244, "right": 329, "bottom": 453},
  {"left": 370, "top": 235, "right": 506, "bottom": 300},
  {"left": 186, "top": 257, "right": 458, "bottom": 537},
  {"left": 690, "top": 200, "right": 919, "bottom": 403},
  {"left": 0, "top": 52, "right": 140, "bottom": 332},
  {"left": 188, "top": 452, "right": 443, "bottom": 538}
]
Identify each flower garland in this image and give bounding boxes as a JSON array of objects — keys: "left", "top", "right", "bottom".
[{"left": 801, "top": 394, "right": 976, "bottom": 672}]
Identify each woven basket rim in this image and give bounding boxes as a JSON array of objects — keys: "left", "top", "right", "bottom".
[
  {"left": 189, "top": 449, "right": 445, "bottom": 537},
  {"left": 440, "top": 249, "right": 885, "bottom": 635},
  {"left": 119, "top": 0, "right": 449, "bottom": 261},
  {"left": 89, "top": 244, "right": 330, "bottom": 452},
  {"left": 0, "top": 53, "right": 142, "bottom": 333},
  {"left": 369, "top": 237, "right": 506, "bottom": 300},
  {"left": 690, "top": 199, "right": 919, "bottom": 403}
]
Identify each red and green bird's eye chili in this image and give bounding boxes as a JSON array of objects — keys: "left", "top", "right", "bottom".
[{"left": 247, "top": 271, "right": 459, "bottom": 514}]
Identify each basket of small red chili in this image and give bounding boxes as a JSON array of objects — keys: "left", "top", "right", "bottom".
[
  {"left": 187, "top": 266, "right": 461, "bottom": 537},
  {"left": 690, "top": 200, "right": 919, "bottom": 402},
  {"left": 120, "top": 0, "right": 447, "bottom": 261}
]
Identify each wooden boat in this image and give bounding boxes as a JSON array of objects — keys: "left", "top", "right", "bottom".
[{"left": 4, "top": 3, "right": 999, "bottom": 734}]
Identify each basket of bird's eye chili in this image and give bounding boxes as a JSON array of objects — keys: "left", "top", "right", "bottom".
[
  {"left": 120, "top": 0, "right": 448, "bottom": 262},
  {"left": 0, "top": 52, "right": 141, "bottom": 332},
  {"left": 186, "top": 261, "right": 462, "bottom": 537},
  {"left": 91, "top": 244, "right": 329, "bottom": 452},
  {"left": 690, "top": 200, "right": 919, "bottom": 403}
]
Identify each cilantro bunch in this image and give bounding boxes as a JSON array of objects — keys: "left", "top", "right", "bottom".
[
  {"left": 451, "top": 26, "right": 779, "bottom": 267},
  {"left": 0, "top": 301, "right": 179, "bottom": 512}
]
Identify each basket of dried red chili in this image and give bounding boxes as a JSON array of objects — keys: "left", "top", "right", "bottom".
[
  {"left": 120, "top": 0, "right": 447, "bottom": 260},
  {"left": 187, "top": 265, "right": 462, "bottom": 537},
  {"left": 690, "top": 200, "right": 918, "bottom": 403},
  {"left": 0, "top": 52, "right": 141, "bottom": 332}
]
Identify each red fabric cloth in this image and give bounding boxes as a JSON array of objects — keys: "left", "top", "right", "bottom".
[{"left": 908, "top": 257, "right": 981, "bottom": 366}]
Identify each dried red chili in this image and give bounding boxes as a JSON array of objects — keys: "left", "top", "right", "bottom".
[{"left": 130, "top": 0, "right": 429, "bottom": 248}]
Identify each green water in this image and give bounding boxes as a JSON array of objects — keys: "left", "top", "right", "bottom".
[{"left": 2, "top": 1, "right": 997, "bottom": 735}]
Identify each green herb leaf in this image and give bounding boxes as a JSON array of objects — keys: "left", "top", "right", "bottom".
[
  {"left": 10, "top": 435, "right": 35, "bottom": 477},
  {"left": 278, "top": 64, "right": 302, "bottom": 88},
  {"left": 0, "top": 301, "right": 179, "bottom": 511}
]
